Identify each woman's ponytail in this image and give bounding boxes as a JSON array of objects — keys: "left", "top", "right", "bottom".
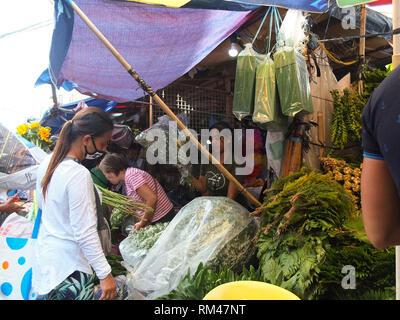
[{"left": 41, "top": 120, "right": 74, "bottom": 198}]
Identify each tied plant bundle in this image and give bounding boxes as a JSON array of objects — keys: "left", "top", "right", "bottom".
[
  {"left": 252, "top": 167, "right": 395, "bottom": 300},
  {"left": 96, "top": 185, "right": 153, "bottom": 220},
  {"left": 253, "top": 167, "right": 353, "bottom": 299}
]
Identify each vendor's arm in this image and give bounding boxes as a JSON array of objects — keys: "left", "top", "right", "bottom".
[
  {"left": 135, "top": 183, "right": 157, "bottom": 230},
  {"left": 192, "top": 175, "right": 208, "bottom": 194},
  {"left": 227, "top": 180, "right": 241, "bottom": 201},
  {"left": 0, "top": 198, "right": 24, "bottom": 214},
  {"left": 361, "top": 157, "right": 400, "bottom": 249}
]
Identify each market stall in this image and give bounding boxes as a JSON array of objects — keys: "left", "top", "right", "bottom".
[{"left": 16, "top": 0, "right": 398, "bottom": 301}]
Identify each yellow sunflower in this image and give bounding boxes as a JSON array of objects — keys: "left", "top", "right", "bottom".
[
  {"left": 38, "top": 127, "right": 51, "bottom": 140},
  {"left": 29, "top": 122, "right": 40, "bottom": 129},
  {"left": 16, "top": 124, "right": 29, "bottom": 136}
]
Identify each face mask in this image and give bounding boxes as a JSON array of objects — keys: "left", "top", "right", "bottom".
[{"left": 85, "top": 136, "right": 105, "bottom": 160}]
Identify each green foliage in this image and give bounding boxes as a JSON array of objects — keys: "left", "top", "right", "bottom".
[
  {"left": 362, "top": 65, "right": 392, "bottom": 99},
  {"left": 329, "top": 65, "right": 391, "bottom": 158},
  {"left": 158, "top": 262, "right": 264, "bottom": 300},
  {"left": 93, "top": 254, "right": 126, "bottom": 285},
  {"left": 318, "top": 234, "right": 395, "bottom": 300},
  {"left": 329, "top": 89, "right": 366, "bottom": 154},
  {"left": 255, "top": 167, "right": 394, "bottom": 300}
]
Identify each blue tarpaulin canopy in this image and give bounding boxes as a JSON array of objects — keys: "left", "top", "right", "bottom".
[
  {"left": 40, "top": 97, "right": 118, "bottom": 134},
  {"left": 36, "top": 0, "right": 330, "bottom": 103}
]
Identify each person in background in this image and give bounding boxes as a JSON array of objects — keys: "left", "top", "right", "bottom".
[
  {"left": 192, "top": 121, "right": 248, "bottom": 209},
  {"left": 99, "top": 153, "right": 174, "bottom": 231},
  {"left": 126, "top": 143, "right": 145, "bottom": 170},
  {"left": 361, "top": 65, "right": 400, "bottom": 249},
  {"left": 33, "top": 107, "right": 117, "bottom": 300}
]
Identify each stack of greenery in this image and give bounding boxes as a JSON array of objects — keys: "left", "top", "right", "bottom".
[
  {"left": 255, "top": 167, "right": 394, "bottom": 300},
  {"left": 160, "top": 167, "right": 395, "bottom": 300}
]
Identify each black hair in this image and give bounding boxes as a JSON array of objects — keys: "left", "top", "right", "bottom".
[{"left": 42, "top": 107, "right": 114, "bottom": 197}]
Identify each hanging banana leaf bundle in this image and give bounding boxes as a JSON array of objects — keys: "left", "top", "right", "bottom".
[{"left": 274, "top": 47, "right": 313, "bottom": 117}]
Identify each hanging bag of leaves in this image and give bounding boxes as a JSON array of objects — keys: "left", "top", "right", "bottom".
[
  {"left": 253, "top": 53, "right": 286, "bottom": 126},
  {"left": 233, "top": 43, "right": 266, "bottom": 120},
  {"left": 274, "top": 10, "right": 313, "bottom": 117}
]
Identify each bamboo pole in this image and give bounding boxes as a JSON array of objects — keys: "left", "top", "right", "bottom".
[
  {"left": 67, "top": 0, "right": 262, "bottom": 207},
  {"left": 149, "top": 95, "right": 153, "bottom": 127}
]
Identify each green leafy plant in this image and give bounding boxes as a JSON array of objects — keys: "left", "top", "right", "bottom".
[
  {"left": 328, "top": 64, "right": 392, "bottom": 159},
  {"left": 158, "top": 262, "right": 264, "bottom": 300},
  {"left": 362, "top": 64, "right": 392, "bottom": 99},
  {"left": 254, "top": 167, "right": 394, "bottom": 300},
  {"left": 329, "top": 89, "right": 365, "bottom": 154}
]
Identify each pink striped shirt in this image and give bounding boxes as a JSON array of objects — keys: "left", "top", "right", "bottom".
[{"left": 124, "top": 168, "right": 173, "bottom": 222}]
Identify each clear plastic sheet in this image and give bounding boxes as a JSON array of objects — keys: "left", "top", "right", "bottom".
[
  {"left": 0, "top": 124, "right": 47, "bottom": 190},
  {"left": 233, "top": 43, "right": 266, "bottom": 120},
  {"left": 119, "top": 222, "right": 169, "bottom": 270},
  {"left": 124, "top": 197, "right": 258, "bottom": 300}
]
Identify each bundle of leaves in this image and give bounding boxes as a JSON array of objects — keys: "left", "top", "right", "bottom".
[
  {"left": 361, "top": 64, "right": 392, "bottom": 99},
  {"left": 254, "top": 167, "right": 395, "bottom": 300},
  {"left": 329, "top": 88, "right": 366, "bottom": 155},
  {"left": 318, "top": 230, "right": 395, "bottom": 300},
  {"left": 157, "top": 262, "right": 264, "bottom": 300},
  {"left": 254, "top": 167, "right": 355, "bottom": 299},
  {"left": 328, "top": 64, "right": 391, "bottom": 160}
]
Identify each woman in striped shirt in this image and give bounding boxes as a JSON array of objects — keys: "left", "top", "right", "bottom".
[{"left": 99, "top": 153, "right": 174, "bottom": 231}]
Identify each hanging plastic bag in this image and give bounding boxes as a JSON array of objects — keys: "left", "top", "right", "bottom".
[
  {"left": 274, "top": 10, "right": 313, "bottom": 117},
  {"left": 253, "top": 54, "right": 285, "bottom": 124},
  {"left": 125, "top": 197, "right": 259, "bottom": 300},
  {"left": 233, "top": 44, "right": 266, "bottom": 120},
  {"left": 276, "top": 9, "right": 307, "bottom": 52}
]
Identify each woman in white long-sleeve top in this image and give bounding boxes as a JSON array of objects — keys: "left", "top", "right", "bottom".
[{"left": 33, "top": 107, "right": 117, "bottom": 300}]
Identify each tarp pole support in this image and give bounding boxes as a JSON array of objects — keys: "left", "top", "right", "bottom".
[
  {"left": 358, "top": 4, "right": 366, "bottom": 94},
  {"left": 66, "top": 0, "right": 262, "bottom": 207},
  {"left": 393, "top": 0, "right": 400, "bottom": 301}
]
